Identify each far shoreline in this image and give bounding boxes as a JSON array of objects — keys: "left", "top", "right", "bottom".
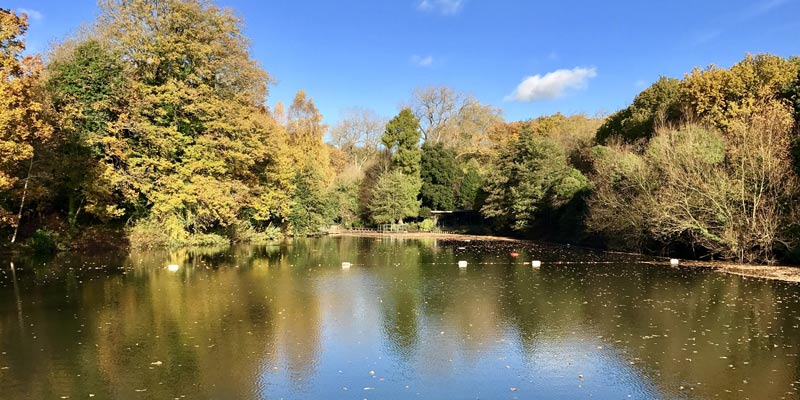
[{"left": 330, "top": 231, "right": 800, "bottom": 284}]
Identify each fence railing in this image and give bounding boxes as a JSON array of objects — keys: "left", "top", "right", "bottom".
[{"left": 330, "top": 225, "right": 454, "bottom": 234}]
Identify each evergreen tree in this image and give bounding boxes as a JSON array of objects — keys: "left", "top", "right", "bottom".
[
  {"left": 383, "top": 108, "right": 422, "bottom": 176},
  {"left": 368, "top": 170, "right": 421, "bottom": 224},
  {"left": 420, "top": 142, "right": 457, "bottom": 210}
]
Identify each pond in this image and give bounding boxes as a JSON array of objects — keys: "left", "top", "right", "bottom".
[{"left": 1, "top": 235, "right": 800, "bottom": 399}]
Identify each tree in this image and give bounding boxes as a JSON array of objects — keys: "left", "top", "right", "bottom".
[
  {"left": 589, "top": 102, "right": 799, "bottom": 263},
  {"left": 0, "top": 9, "right": 53, "bottom": 239},
  {"left": 45, "top": 40, "right": 128, "bottom": 226},
  {"left": 681, "top": 53, "right": 799, "bottom": 130},
  {"left": 368, "top": 170, "right": 421, "bottom": 224},
  {"left": 287, "top": 90, "right": 331, "bottom": 178},
  {"left": 411, "top": 85, "right": 463, "bottom": 144},
  {"left": 482, "top": 126, "right": 589, "bottom": 232},
  {"left": 288, "top": 168, "right": 335, "bottom": 235},
  {"left": 91, "top": 0, "right": 291, "bottom": 240},
  {"left": 457, "top": 162, "right": 483, "bottom": 211},
  {"left": 596, "top": 77, "right": 682, "bottom": 144},
  {"left": 409, "top": 85, "right": 503, "bottom": 157},
  {"left": 285, "top": 90, "right": 334, "bottom": 234},
  {"left": 330, "top": 107, "right": 385, "bottom": 171},
  {"left": 383, "top": 108, "right": 422, "bottom": 176},
  {"left": 420, "top": 142, "right": 457, "bottom": 210}
]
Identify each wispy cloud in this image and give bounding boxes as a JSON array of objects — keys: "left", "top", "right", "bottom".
[
  {"left": 742, "top": 0, "right": 789, "bottom": 19},
  {"left": 692, "top": 0, "right": 789, "bottom": 46},
  {"left": 691, "top": 29, "right": 723, "bottom": 46},
  {"left": 411, "top": 55, "right": 435, "bottom": 67},
  {"left": 16, "top": 8, "right": 44, "bottom": 21},
  {"left": 417, "top": 0, "right": 464, "bottom": 15},
  {"left": 506, "top": 67, "right": 597, "bottom": 102}
]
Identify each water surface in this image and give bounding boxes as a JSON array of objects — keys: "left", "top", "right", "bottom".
[{"left": 2, "top": 236, "right": 800, "bottom": 399}]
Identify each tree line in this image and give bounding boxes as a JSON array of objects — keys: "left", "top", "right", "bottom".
[{"left": 2, "top": 2, "right": 800, "bottom": 263}]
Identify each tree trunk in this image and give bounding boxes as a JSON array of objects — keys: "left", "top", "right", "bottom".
[{"left": 10, "top": 156, "right": 34, "bottom": 244}]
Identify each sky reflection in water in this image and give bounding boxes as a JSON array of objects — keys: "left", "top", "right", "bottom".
[{"left": 1, "top": 236, "right": 799, "bottom": 399}]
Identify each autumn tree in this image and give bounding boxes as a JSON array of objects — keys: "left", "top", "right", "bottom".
[
  {"left": 596, "top": 77, "right": 682, "bottom": 144},
  {"left": 0, "top": 9, "right": 53, "bottom": 240},
  {"left": 330, "top": 107, "right": 385, "bottom": 172},
  {"left": 681, "top": 54, "right": 799, "bottom": 131},
  {"left": 44, "top": 40, "right": 128, "bottom": 227},
  {"left": 88, "top": 0, "right": 292, "bottom": 242},
  {"left": 285, "top": 90, "right": 335, "bottom": 234},
  {"left": 589, "top": 102, "right": 799, "bottom": 263},
  {"left": 410, "top": 85, "right": 502, "bottom": 157}
]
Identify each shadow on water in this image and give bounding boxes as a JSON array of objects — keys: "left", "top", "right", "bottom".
[{"left": 0, "top": 236, "right": 799, "bottom": 399}]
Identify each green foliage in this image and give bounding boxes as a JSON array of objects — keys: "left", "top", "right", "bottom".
[
  {"left": 368, "top": 170, "right": 421, "bottom": 224},
  {"left": 288, "top": 169, "right": 335, "bottom": 235},
  {"left": 331, "top": 181, "right": 360, "bottom": 227},
  {"left": 383, "top": 108, "right": 422, "bottom": 176},
  {"left": 228, "top": 220, "right": 281, "bottom": 243},
  {"left": 418, "top": 218, "right": 436, "bottom": 232},
  {"left": 418, "top": 206, "right": 433, "bottom": 219},
  {"left": 457, "top": 163, "right": 483, "bottom": 211},
  {"left": 45, "top": 40, "right": 128, "bottom": 224},
  {"left": 783, "top": 68, "right": 800, "bottom": 174},
  {"left": 420, "top": 142, "right": 457, "bottom": 210},
  {"left": 596, "top": 77, "right": 682, "bottom": 144},
  {"left": 589, "top": 106, "right": 798, "bottom": 263},
  {"left": 27, "top": 229, "right": 63, "bottom": 253},
  {"left": 482, "top": 127, "right": 590, "bottom": 232}
]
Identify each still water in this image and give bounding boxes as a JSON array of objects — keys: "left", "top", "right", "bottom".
[{"left": 2, "top": 236, "right": 800, "bottom": 399}]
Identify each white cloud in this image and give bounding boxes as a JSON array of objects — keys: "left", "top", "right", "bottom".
[
  {"left": 506, "top": 67, "right": 597, "bottom": 102},
  {"left": 417, "top": 0, "right": 464, "bottom": 15},
  {"left": 16, "top": 8, "right": 44, "bottom": 21},
  {"left": 411, "top": 55, "right": 435, "bottom": 67}
]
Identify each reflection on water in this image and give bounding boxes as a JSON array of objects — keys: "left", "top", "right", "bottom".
[{"left": 1, "top": 236, "right": 800, "bottom": 399}]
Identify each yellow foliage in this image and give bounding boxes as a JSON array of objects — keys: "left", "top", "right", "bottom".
[{"left": 0, "top": 9, "right": 53, "bottom": 227}]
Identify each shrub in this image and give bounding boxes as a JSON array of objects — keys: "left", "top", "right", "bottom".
[
  {"left": 419, "top": 218, "right": 436, "bottom": 232},
  {"left": 28, "top": 229, "right": 62, "bottom": 254}
]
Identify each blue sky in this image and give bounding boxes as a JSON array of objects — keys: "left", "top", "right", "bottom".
[{"left": 9, "top": 0, "right": 800, "bottom": 124}]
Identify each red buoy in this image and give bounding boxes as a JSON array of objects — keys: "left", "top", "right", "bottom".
[{"left": 510, "top": 252, "right": 519, "bottom": 258}]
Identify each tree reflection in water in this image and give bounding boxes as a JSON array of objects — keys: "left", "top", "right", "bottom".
[{"left": 1, "top": 236, "right": 799, "bottom": 399}]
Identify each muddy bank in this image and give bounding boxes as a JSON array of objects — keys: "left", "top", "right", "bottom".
[{"left": 331, "top": 231, "right": 800, "bottom": 283}]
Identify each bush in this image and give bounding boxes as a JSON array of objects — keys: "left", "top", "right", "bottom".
[
  {"left": 28, "top": 229, "right": 63, "bottom": 254},
  {"left": 419, "top": 218, "right": 436, "bottom": 232},
  {"left": 230, "top": 221, "right": 282, "bottom": 243},
  {"left": 588, "top": 102, "right": 799, "bottom": 263}
]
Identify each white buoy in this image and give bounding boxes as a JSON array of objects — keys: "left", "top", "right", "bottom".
[
  {"left": 167, "top": 264, "right": 180, "bottom": 272},
  {"left": 342, "top": 262, "right": 352, "bottom": 269},
  {"left": 458, "top": 260, "right": 468, "bottom": 268},
  {"left": 670, "top": 259, "right": 680, "bottom": 266},
  {"left": 532, "top": 260, "right": 542, "bottom": 268}
]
